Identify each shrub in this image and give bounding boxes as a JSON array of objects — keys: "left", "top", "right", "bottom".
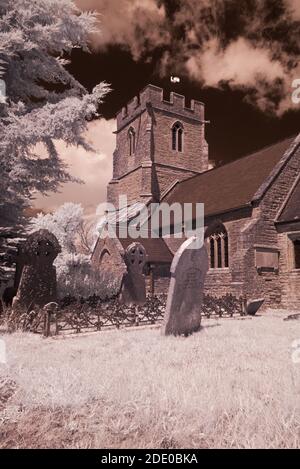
[{"left": 57, "top": 255, "right": 121, "bottom": 299}]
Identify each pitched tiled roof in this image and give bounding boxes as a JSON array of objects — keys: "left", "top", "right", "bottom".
[
  {"left": 164, "top": 136, "right": 296, "bottom": 217},
  {"left": 118, "top": 237, "right": 173, "bottom": 263}
]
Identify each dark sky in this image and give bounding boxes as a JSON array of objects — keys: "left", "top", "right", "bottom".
[
  {"left": 68, "top": 0, "right": 300, "bottom": 166},
  {"left": 68, "top": 46, "right": 300, "bottom": 166}
]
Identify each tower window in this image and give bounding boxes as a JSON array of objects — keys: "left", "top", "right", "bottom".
[
  {"left": 171, "top": 122, "right": 183, "bottom": 152},
  {"left": 128, "top": 127, "right": 136, "bottom": 156},
  {"left": 208, "top": 224, "right": 229, "bottom": 269},
  {"left": 178, "top": 127, "right": 183, "bottom": 152},
  {"left": 172, "top": 126, "right": 177, "bottom": 151}
]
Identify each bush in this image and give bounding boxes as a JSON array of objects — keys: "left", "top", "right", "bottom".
[{"left": 56, "top": 254, "right": 121, "bottom": 299}]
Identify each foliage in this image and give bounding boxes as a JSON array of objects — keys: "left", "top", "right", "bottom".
[
  {"left": 29, "top": 202, "right": 100, "bottom": 296},
  {"left": 30, "top": 202, "right": 85, "bottom": 253},
  {"left": 57, "top": 266, "right": 121, "bottom": 299},
  {"left": 0, "top": 306, "right": 44, "bottom": 333},
  {"left": 0, "top": 0, "right": 110, "bottom": 226}
]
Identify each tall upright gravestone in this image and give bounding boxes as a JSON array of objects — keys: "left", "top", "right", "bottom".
[
  {"left": 162, "top": 236, "right": 209, "bottom": 336},
  {"left": 119, "top": 242, "right": 147, "bottom": 306},
  {"left": 12, "top": 229, "right": 61, "bottom": 314}
]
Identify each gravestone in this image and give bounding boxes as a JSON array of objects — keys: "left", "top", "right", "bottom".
[
  {"left": 12, "top": 229, "right": 61, "bottom": 314},
  {"left": 246, "top": 298, "right": 264, "bottom": 315},
  {"left": 162, "top": 236, "right": 209, "bottom": 336},
  {"left": 119, "top": 242, "right": 147, "bottom": 306}
]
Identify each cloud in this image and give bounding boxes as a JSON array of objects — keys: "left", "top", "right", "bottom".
[
  {"left": 75, "top": 0, "right": 300, "bottom": 114},
  {"left": 75, "top": 0, "right": 168, "bottom": 60},
  {"left": 185, "top": 37, "right": 297, "bottom": 113},
  {"left": 286, "top": 0, "right": 300, "bottom": 20},
  {"left": 172, "top": 0, "right": 300, "bottom": 114},
  {"left": 33, "top": 119, "right": 115, "bottom": 215},
  {"left": 186, "top": 38, "right": 285, "bottom": 87}
]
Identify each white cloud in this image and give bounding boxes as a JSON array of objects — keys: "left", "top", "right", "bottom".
[
  {"left": 185, "top": 37, "right": 298, "bottom": 114},
  {"left": 187, "top": 38, "right": 285, "bottom": 87}
]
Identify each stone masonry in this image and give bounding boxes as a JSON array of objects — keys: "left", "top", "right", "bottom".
[
  {"left": 107, "top": 84, "right": 209, "bottom": 206},
  {"left": 93, "top": 84, "right": 300, "bottom": 311}
]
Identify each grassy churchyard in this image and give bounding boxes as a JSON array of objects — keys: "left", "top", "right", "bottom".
[{"left": 1, "top": 310, "right": 300, "bottom": 449}]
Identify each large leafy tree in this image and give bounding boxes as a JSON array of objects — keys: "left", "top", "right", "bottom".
[{"left": 0, "top": 0, "right": 109, "bottom": 227}]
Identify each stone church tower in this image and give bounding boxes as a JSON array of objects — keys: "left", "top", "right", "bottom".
[{"left": 107, "top": 84, "right": 209, "bottom": 207}]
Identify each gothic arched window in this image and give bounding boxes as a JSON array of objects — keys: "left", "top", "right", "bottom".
[
  {"left": 207, "top": 224, "right": 229, "bottom": 269},
  {"left": 171, "top": 121, "right": 183, "bottom": 152},
  {"left": 128, "top": 127, "right": 136, "bottom": 156}
]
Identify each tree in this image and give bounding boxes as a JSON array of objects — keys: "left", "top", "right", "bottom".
[
  {"left": 30, "top": 202, "right": 85, "bottom": 253},
  {"left": 30, "top": 202, "right": 99, "bottom": 295},
  {"left": 77, "top": 219, "right": 96, "bottom": 255},
  {"left": 0, "top": 0, "right": 110, "bottom": 227}
]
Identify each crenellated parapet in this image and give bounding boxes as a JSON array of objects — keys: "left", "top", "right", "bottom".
[{"left": 116, "top": 84, "right": 205, "bottom": 129}]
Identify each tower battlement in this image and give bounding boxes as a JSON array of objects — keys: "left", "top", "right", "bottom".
[{"left": 116, "top": 84, "right": 205, "bottom": 129}]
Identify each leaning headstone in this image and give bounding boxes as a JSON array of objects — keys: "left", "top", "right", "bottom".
[
  {"left": 246, "top": 298, "right": 264, "bottom": 316},
  {"left": 12, "top": 229, "right": 61, "bottom": 314},
  {"left": 119, "top": 242, "right": 147, "bottom": 306},
  {"left": 162, "top": 236, "right": 209, "bottom": 336}
]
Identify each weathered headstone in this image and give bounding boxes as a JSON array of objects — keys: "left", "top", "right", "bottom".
[
  {"left": 246, "top": 298, "right": 264, "bottom": 315},
  {"left": 119, "top": 242, "right": 147, "bottom": 306},
  {"left": 12, "top": 229, "right": 61, "bottom": 314},
  {"left": 162, "top": 236, "right": 209, "bottom": 336}
]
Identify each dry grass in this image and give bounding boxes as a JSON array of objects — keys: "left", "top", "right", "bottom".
[{"left": 1, "top": 310, "right": 300, "bottom": 448}]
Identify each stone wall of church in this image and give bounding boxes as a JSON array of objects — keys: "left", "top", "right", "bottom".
[
  {"left": 145, "top": 213, "right": 253, "bottom": 299},
  {"left": 241, "top": 143, "right": 300, "bottom": 308},
  {"left": 153, "top": 111, "right": 208, "bottom": 174},
  {"left": 112, "top": 111, "right": 150, "bottom": 180},
  {"left": 203, "top": 215, "right": 251, "bottom": 300},
  {"left": 277, "top": 230, "right": 300, "bottom": 309},
  {"left": 107, "top": 167, "right": 143, "bottom": 207},
  {"left": 149, "top": 276, "right": 170, "bottom": 294}
]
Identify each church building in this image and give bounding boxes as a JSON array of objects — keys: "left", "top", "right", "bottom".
[{"left": 92, "top": 84, "right": 300, "bottom": 309}]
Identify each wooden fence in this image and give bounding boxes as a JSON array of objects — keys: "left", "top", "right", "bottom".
[{"left": 38, "top": 293, "right": 246, "bottom": 337}]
